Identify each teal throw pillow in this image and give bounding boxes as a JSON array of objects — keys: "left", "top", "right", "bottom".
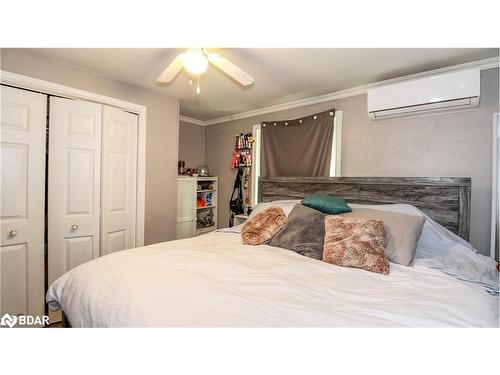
[{"left": 301, "top": 194, "right": 351, "bottom": 215}]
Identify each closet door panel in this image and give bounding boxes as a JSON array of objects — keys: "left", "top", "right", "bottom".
[
  {"left": 1, "top": 244, "right": 28, "bottom": 315},
  {"left": 0, "top": 86, "right": 46, "bottom": 318},
  {"left": 1, "top": 143, "right": 28, "bottom": 218},
  {"left": 65, "top": 236, "right": 94, "bottom": 269},
  {"left": 101, "top": 106, "right": 137, "bottom": 255},
  {"left": 48, "top": 97, "right": 101, "bottom": 288}
]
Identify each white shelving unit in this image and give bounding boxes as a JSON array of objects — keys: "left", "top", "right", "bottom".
[{"left": 177, "top": 176, "right": 218, "bottom": 239}]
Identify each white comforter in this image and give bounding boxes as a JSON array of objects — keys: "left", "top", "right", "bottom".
[{"left": 47, "top": 231, "right": 499, "bottom": 327}]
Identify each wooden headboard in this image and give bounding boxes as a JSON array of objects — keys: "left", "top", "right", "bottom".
[{"left": 259, "top": 177, "right": 471, "bottom": 240}]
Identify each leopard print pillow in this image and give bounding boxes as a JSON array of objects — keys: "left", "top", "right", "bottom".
[
  {"left": 241, "top": 206, "right": 287, "bottom": 245},
  {"left": 323, "top": 216, "right": 389, "bottom": 275}
]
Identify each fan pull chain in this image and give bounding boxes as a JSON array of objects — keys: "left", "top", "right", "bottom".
[{"left": 196, "top": 75, "right": 200, "bottom": 94}]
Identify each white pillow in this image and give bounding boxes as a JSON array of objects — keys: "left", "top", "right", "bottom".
[
  {"left": 349, "top": 203, "right": 474, "bottom": 252},
  {"left": 351, "top": 203, "right": 498, "bottom": 295},
  {"left": 250, "top": 200, "right": 301, "bottom": 218}
]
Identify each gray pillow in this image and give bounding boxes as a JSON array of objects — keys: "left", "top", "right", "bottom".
[
  {"left": 268, "top": 204, "right": 326, "bottom": 260},
  {"left": 340, "top": 208, "right": 425, "bottom": 266}
]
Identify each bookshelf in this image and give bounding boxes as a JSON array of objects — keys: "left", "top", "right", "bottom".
[{"left": 176, "top": 176, "right": 218, "bottom": 239}]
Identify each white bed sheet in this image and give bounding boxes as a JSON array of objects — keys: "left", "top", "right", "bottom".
[{"left": 47, "top": 231, "right": 499, "bottom": 327}]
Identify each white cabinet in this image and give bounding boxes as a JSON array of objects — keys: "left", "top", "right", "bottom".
[
  {"left": 177, "top": 177, "right": 218, "bottom": 239},
  {"left": 176, "top": 177, "right": 197, "bottom": 239}
]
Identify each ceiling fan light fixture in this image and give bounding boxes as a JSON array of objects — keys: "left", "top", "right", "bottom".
[
  {"left": 182, "top": 49, "right": 208, "bottom": 75},
  {"left": 156, "top": 48, "right": 254, "bottom": 89}
]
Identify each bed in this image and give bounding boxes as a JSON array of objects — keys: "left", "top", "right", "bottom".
[{"left": 46, "top": 177, "right": 499, "bottom": 327}]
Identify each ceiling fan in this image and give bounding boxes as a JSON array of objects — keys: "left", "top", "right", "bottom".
[{"left": 157, "top": 48, "right": 254, "bottom": 94}]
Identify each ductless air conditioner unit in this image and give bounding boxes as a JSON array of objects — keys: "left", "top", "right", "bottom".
[{"left": 368, "top": 68, "right": 480, "bottom": 120}]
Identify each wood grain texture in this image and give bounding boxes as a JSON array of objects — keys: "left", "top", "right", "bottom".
[{"left": 259, "top": 177, "right": 471, "bottom": 240}]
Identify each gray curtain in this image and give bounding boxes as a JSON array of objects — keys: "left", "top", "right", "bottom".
[{"left": 261, "top": 109, "right": 335, "bottom": 177}]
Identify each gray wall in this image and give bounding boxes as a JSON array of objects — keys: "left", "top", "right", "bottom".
[
  {"left": 1, "top": 49, "right": 180, "bottom": 245},
  {"left": 204, "top": 68, "right": 499, "bottom": 255},
  {"left": 179, "top": 121, "right": 205, "bottom": 169}
]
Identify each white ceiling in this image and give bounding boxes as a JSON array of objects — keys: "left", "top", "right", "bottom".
[{"left": 29, "top": 48, "right": 499, "bottom": 121}]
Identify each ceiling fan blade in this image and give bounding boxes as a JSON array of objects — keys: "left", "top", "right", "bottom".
[
  {"left": 207, "top": 53, "right": 254, "bottom": 86},
  {"left": 157, "top": 54, "right": 184, "bottom": 83}
]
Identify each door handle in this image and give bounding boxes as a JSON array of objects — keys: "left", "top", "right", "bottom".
[
  {"left": 71, "top": 224, "right": 79, "bottom": 231},
  {"left": 9, "top": 229, "right": 18, "bottom": 237}
]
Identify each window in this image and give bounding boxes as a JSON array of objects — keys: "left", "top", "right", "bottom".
[
  {"left": 251, "top": 124, "right": 262, "bottom": 207},
  {"left": 251, "top": 111, "right": 343, "bottom": 207},
  {"left": 330, "top": 110, "right": 343, "bottom": 177}
]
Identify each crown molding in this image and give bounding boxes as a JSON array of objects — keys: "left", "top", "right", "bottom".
[
  {"left": 0, "top": 70, "right": 148, "bottom": 114},
  {"left": 179, "top": 115, "right": 206, "bottom": 126},
  {"left": 203, "top": 86, "right": 366, "bottom": 126},
  {"left": 178, "top": 56, "right": 499, "bottom": 126}
]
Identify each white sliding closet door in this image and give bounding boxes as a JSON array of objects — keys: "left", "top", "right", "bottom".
[
  {"left": 48, "top": 97, "right": 102, "bottom": 288},
  {"left": 101, "top": 106, "right": 138, "bottom": 255},
  {"left": 0, "top": 86, "right": 46, "bottom": 318}
]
